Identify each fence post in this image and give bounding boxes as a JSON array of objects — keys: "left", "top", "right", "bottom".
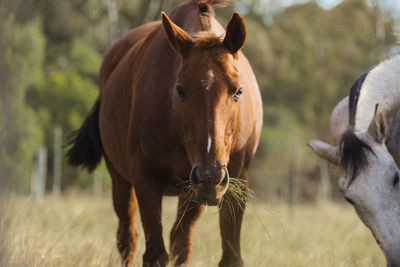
[
  {"left": 33, "top": 146, "right": 47, "bottom": 203},
  {"left": 319, "top": 159, "right": 331, "bottom": 201},
  {"left": 93, "top": 169, "right": 103, "bottom": 197},
  {"left": 288, "top": 143, "right": 300, "bottom": 208},
  {"left": 52, "top": 126, "right": 62, "bottom": 198}
]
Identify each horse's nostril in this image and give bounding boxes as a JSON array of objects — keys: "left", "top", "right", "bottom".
[
  {"left": 190, "top": 167, "right": 200, "bottom": 185},
  {"left": 219, "top": 168, "right": 229, "bottom": 187}
]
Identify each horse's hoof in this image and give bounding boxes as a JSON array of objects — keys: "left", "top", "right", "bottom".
[
  {"left": 218, "top": 258, "right": 244, "bottom": 267},
  {"left": 142, "top": 250, "right": 169, "bottom": 267}
]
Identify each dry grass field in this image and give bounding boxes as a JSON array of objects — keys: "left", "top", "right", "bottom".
[{"left": 0, "top": 193, "right": 385, "bottom": 267}]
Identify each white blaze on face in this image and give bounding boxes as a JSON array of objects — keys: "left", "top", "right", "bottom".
[
  {"left": 207, "top": 135, "right": 212, "bottom": 153},
  {"left": 201, "top": 70, "right": 214, "bottom": 91},
  {"left": 202, "top": 70, "right": 214, "bottom": 154}
]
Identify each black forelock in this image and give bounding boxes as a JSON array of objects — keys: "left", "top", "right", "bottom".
[{"left": 339, "top": 130, "right": 374, "bottom": 183}]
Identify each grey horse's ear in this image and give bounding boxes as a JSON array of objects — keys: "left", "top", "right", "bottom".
[
  {"left": 308, "top": 140, "right": 340, "bottom": 165},
  {"left": 368, "top": 104, "right": 387, "bottom": 144}
]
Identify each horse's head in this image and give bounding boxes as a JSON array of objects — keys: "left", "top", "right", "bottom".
[
  {"left": 309, "top": 105, "right": 400, "bottom": 266},
  {"left": 162, "top": 12, "right": 246, "bottom": 206}
]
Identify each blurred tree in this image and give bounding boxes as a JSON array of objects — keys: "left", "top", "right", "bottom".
[
  {"left": 1, "top": 0, "right": 398, "bottom": 201},
  {"left": 0, "top": 4, "right": 45, "bottom": 191},
  {"left": 244, "top": 0, "right": 396, "bottom": 201}
]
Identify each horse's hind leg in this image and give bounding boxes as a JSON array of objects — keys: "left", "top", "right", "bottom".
[
  {"left": 170, "top": 195, "right": 203, "bottom": 266},
  {"left": 106, "top": 159, "right": 138, "bottom": 266}
]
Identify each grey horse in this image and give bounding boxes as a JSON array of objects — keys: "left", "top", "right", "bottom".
[{"left": 309, "top": 55, "right": 400, "bottom": 267}]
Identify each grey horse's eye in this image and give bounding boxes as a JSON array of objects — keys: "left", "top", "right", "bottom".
[{"left": 393, "top": 172, "right": 399, "bottom": 187}]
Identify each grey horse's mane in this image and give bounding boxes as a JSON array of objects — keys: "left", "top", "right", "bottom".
[{"left": 340, "top": 67, "right": 376, "bottom": 181}]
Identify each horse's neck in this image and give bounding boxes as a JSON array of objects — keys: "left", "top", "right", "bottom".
[
  {"left": 352, "top": 56, "right": 400, "bottom": 165},
  {"left": 386, "top": 106, "right": 400, "bottom": 166},
  {"left": 354, "top": 56, "right": 400, "bottom": 133}
]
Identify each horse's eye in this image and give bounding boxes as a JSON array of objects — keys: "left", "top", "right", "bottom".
[
  {"left": 233, "top": 86, "right": 243, "bottom": 102},
  {"left": 393, "top": 172, "right": 399, "bottom": 187},
  {"left": 176, "top": 85, "right": 186, "bottom": 99}
]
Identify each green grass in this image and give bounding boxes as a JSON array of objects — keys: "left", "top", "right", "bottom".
[{"left": 1, "top": 193, "right": 384, "bottom": 266}]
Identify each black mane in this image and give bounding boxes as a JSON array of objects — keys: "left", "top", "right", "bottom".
[
  {"left": 342, "top": 66, "right": 377, "bottom": 181},
  {"left": 348, "top": 67, "right": 374, "bottom": 126}
]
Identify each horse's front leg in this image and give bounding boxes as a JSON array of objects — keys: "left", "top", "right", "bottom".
[
  {"left": 134, "top": 166, "right": 169, "bottom": 267},
  {"left": 170, "top": 195, "right": 203, "bottom": 266},
  {"left": 218, "top": 180, "right": 247, "bottom": 267}
]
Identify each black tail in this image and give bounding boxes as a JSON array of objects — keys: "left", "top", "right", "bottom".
[{"left": 66, "top": 99, "right": 103, "bottom": 172}]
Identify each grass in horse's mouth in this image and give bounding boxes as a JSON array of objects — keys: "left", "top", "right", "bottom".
[
  {"left": 223, "top": 177, "right": 255, "bottom": 218},
  {"left": 177, "top": 176, "right": 255, "bottom": 212},
  {"left": 227, "top": 177, "right": 255, "bottom": 201}
]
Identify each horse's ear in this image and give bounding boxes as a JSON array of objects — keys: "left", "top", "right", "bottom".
[
  {"left": 368, "top": 104, "right": 387, "bottom": 143},
  {"left": 308, "top": 140, "right": 340, "bottom": 165},
  {"left": 161, "top": 12, "right": 193, "bottom": 55},
  {"left": 223, "top": 12, "right": 246, "bottom": 54}
]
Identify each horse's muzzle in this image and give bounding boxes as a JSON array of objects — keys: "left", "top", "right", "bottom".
[{"left": 189, "top": 164, "right": 229, "bottom": 206}]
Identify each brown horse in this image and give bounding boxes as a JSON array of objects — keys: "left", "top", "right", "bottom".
[{"left": 67, "top": 0, "right": 262, "bottom": 266}]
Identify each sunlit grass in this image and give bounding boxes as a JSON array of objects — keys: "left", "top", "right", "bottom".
[{"left": 1, "top": 193, "right": 384, "bottom": 266}]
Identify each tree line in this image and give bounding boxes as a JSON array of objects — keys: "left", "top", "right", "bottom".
[{"left": 0, "top": 0, "right": 397, "bottom": 202}]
